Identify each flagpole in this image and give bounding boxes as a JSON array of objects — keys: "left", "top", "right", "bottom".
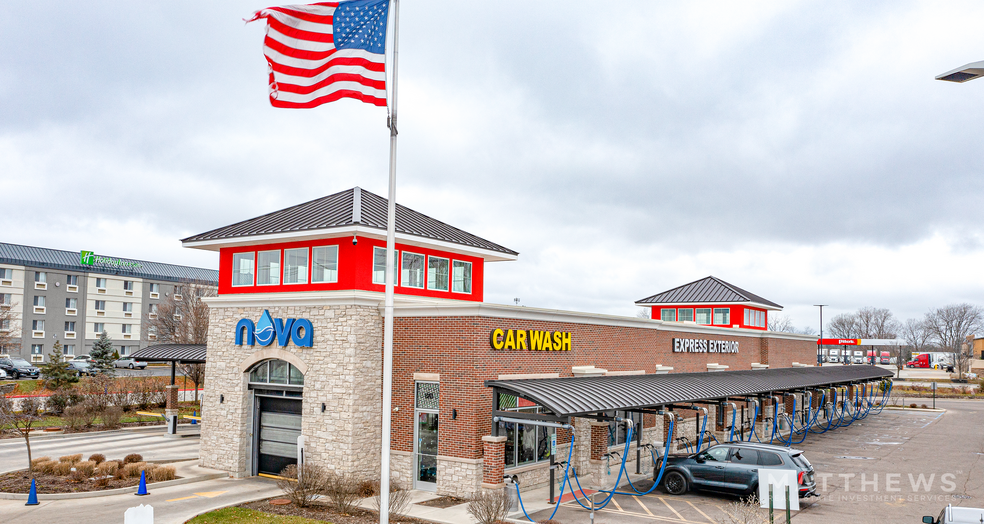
[{"left": 380, "top": 0, "right": 399, "bottom": 522}]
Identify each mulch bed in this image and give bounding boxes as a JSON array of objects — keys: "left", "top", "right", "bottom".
[
  {"left": 240, "top": 497, "right": 434, "bottom": 524},
  {"left": 415, "top": 495, "right": 468, "bottom": 508},
  {"left": 0, "top": 470, "right": 146, "bottom": 494}
]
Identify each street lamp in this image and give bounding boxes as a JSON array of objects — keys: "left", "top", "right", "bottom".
[
  {"left": 814, "top": 304, "right": 827, "bottom": 366},
  {"left": 936, "top": 60, "right": 984, "bottom": 83}
]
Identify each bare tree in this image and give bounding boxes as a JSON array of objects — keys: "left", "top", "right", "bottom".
[
  {"left": 900, "top": 318, "right": 933, "bottom": 362},
  {"left": 636, "top": 308, "right": 651, "bottom": 319},
  {"left": 180, "top": 363, "right": 205, "bottom": 403},
  {"left": 146, "top": 282, "right": 215, "bottom": 345},
  {"left": 854, "top": 307, "right": 900, "bottom": 339},
  {"left": 826, "top": 313, "right": 861, "bottom": 338},
  {"left": 0, "top": 302, "right": 19, "bottom": 355},
  {"left": 768, "top": 314, "right": 817, "bottom": 335},
  {"left": 924, "top": 304, "right": 984, "bottom": 379},
  {"left": 0, "top": 395, "right": 45, "bottom": 472}
]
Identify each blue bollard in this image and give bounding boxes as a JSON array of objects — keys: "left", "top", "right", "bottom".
[
  {"left": 136, "top": 470, "right": 149, "bottom": 496},
  {"left": 26, "top": 478, "right": 38, "bottom": 506},
  {"left": 191, "top": 410, "right": 197, "bottom": 425}
]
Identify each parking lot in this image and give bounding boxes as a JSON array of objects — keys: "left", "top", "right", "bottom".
[{"left": 531, "top": 399, "right": 984, "bottom": 523}]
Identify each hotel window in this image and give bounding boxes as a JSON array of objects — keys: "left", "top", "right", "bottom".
[
  {"left": 497, "top": 394, "right": 554, "bottom": 468},
  {"left": 123, "top": 280, "right": 134, "bottom": 291},
  {"left": 95, "top": 277, "right": 107, "bottom": 288},
  {"left": 452, "top": 260, "right": 472, "bottom": 293},
  {"left": 714, "top": 308, "right": 730, "bottom": 325},
  {"left": 0, "top": 268, "right": 11, "bottom": 279},
  {"left": 34, "top": 296, "right": 45, "bottom": 308},
  {"left": 661, "top": 308, "right": 676, "bottom": 321},
  {"left": 33, "top": 320, "right": 44, "bottom": 331},
  {"left": 401, "top": 252, "right": 425, "bottom": 289},
  {"left": 695, "top": 308, "right": 712, "bottom": 325},
  {"left": 149, "top": 304, "right": 158, "bottom": 314},
  {"left": 677, "top": 308, "right": 694, "bottom": 322},
  {"left": 93, "top": 322, "right": 105, "bottom": 333},
  {"left": 150, "top": 283, "right": 160, "bottom": 294},
  {"left": 283, "top": 248, "right": 308, "bottom": 285},
  {"left": 0, "top": 294, "right": 9, "bottom": 306},
  {"left": 63, "top": 344, "right": 74, "bottom": 356},
  {"left": 122, "top": 324, "right": 132, "bottom": 334},
  {"left": 119, "top": 346, "right": 129, "bottom": 356},
  {"left": 95, "top": 300, "right": 106, "bottom": 311},
  {"left": 31, "top": 344, "right": 43, "bottom": 355},
  {"left": 66, "top": 275, "right": 78, "bottom": 286},
  {"left": 232, "top": 252, "right": 255, "bottom": 287},
  {"left": 65, "top": 321, "right": 76, "bottom": 332},
  {"left": 123, "top": 302, "right": 133, "bottom": 313},
  {"left": 66, "top": 298, "right": 77, "bottom": 309},
  {"left": 257, "top": 250, "right": 281, "bottom": 286},
  {"left": 312, "top": 246, "right": 339, "bottom": 283},
  {"left": 35, "top": 272, "right": 46, "bottom": 283},
  {"left": 372, "top": 247, "right": 399, "bottom": 284},
  {"left": 0, "top": 319, "right": 9, "bottom": 331},
  {"left": 427, "top": 256, "right": 449, "bottom": 291}
]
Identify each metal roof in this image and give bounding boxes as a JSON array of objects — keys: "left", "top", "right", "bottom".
[
  {"left": 129, "top": 344, "right": 206, "bottom": 363},
  {"left": 181, "top": 187, "right": 518, "bottom": 256},
  {"left": 635, "top": 276, "right": 782, "bottom": 309},
  {"left": 0, "top": 243, "right": 218, "bottom": 284},
  {"left": 485, "top": 366, "right": 892, "bottom": 417}
]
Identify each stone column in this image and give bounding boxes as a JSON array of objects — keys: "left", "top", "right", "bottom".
[
  {"left": 165, "top": 384, "right": 180, "bottom": 435},
  {"left": 481, "top": 435, "right": 506, "bottom": 489}
]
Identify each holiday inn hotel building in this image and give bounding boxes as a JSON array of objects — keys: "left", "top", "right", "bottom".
[
  {"left": 0, "top": 243, "right": 217, "bottom": 362},
  {"left": 187, "top": 187, "right": 817, "bottom": 497}
]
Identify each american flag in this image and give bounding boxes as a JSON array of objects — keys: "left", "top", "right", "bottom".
[{"left": 246, "top": 1, "right": 389, "bottom": 108}]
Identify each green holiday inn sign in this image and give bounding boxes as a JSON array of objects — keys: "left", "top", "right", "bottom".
[{"left": 79, "top": 250, "right": 143, "bottom": 269}]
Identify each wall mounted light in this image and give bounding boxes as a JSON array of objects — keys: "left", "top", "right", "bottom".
[
  {"left": 219, "top": 394, "right": 224, "bottom": 404},
  {"left": 322, "top": 403, "right": 327, "bottom": 413},
  {"left": 452, "top": 409, "right": 458, "bottom": 420}
]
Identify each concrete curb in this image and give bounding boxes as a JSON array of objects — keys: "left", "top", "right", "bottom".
[
  {"left": 884, "top": 406, "right": 946, "bottom": 412},
  {"left": 0, "top": 471, "right": 227, "bottom": 500}
]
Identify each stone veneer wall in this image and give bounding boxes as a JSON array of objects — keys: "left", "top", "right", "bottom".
[{"left": 200, "top": 304, "right": 383, "bottom": 479}]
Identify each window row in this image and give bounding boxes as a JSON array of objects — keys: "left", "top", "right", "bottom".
[
  {"left": 745, "top": 308, "right": 766, "bottom": 328},
  {"left": 371, "top": 247, "right": 472, "bottom": 294},
  {"left": 248, "top": 359, "right": 305, "bottom": 386},
  {"left": 27, "top": 344, "right": 133, "bottom": 357},
  {"left": 232, "top": 246, "right": 339, "bottom": 287},
  {"left": 497, "top": 393, "right": 554, "bottom": 468},
  {"left": 661, "top": 307, "right": 730, "bottom": 325}
]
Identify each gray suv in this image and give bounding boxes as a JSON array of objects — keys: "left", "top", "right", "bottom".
[{"left": 656, "top": 442, "right": 816, "bottom": 498}]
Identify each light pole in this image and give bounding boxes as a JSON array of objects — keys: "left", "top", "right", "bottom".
[
  {"left": 936, "top": 60, "right": 984, "bottom": 83},
  {"left": 814, "top": 305, "right": 827, "bottom": 366}
]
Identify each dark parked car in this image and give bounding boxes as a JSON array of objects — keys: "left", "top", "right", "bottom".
[
  {"left": 0, "top": 358, "right": 41, "bottom": 380},
  {"left": 67, "top": 360, "right": 98, "bottom": 377},
  {"left": 656, "top": 442, "right": 816, "bottom": 498}
]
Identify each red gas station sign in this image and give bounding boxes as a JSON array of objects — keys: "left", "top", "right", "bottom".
[{"left": 817, "top": 338, "right": 860, "bottom": 345}]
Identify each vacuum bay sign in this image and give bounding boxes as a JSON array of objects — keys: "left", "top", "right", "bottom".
[
  {"left": 490, "top": 328, "right": 572, "bottom": 351},
  {"left": 673, "top": 338, "right": 739, "bottom": 354},
  {"left": 236, "top": 310, "right": 313, "bottom": 347}
]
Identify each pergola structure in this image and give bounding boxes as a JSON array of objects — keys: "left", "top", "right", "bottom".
[{"left": 129, "top": 344, "right": 206, "bottom": 434}]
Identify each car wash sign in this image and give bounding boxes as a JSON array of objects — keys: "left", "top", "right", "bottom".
[
  {"left": 672, "top": 338, "right": 738, "bottom": 354},
  {"left": 236, "top": 310, "right": 313, "bottom": 347},
  {"left": 490, "top": 328, "right": 572, "bottom": 351}
]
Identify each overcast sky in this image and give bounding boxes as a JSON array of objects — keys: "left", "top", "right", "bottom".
[{"left": 3, "top": 1, "right": 984, "bottom": 331}]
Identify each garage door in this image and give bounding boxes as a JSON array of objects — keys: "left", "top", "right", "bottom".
[{"left": 256, "top": 396, "right": 302, "bottom": 476}]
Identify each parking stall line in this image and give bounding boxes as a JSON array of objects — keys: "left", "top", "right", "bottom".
[
  {"left": 684, "top": 500, "right": 715, "bottom": 523},
  {"left": 611, "top": 497, "right": 625, "bottom": 512},
  {"left": 635, "top": 496, "right": 655, "bottom": 516},
  {"left": 658, "top": 496, "right": 686, "bottom": 521}
]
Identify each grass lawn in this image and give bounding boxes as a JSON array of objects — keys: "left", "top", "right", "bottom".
[
  {"left": 186, "top": 508, "right": 329, "bottom": 523},
  {"left": 0, "top": 376, "right": 198, "bottom": 396}
]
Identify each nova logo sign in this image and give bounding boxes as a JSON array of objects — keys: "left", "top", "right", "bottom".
[{"left": 235, "top": 310, "right": 313, "bottom": 347}]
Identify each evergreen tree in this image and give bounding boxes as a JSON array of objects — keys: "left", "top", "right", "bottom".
[
  {"left": 40, "top": 341, "right": 78, "bottom": 390},
  {"left": 89, "top": 331, "right": 116, "bottom": 376}
]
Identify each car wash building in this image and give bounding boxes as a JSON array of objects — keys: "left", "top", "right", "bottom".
[{"left": 187, "top": 187, "right": 886, "bottom": 498}]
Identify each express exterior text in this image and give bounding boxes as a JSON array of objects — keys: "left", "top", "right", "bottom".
[{"left": 673, "top": 338, "right": 738, "bottom": 354}]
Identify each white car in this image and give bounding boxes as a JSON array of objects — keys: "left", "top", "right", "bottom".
[
  {"left": 113, "top": 358, "right": 148, "bottom": 369},
  {"left": 0, "top": 368, "right": 6, "bottom": 379}
]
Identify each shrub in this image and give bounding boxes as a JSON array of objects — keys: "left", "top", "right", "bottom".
[
  {"left": 370, "top": 479, "right": 413, "bottom": 517},
  {"left": 148, "top": 465, "right": 176, "bottom": 482},
  {"left": 467, "top": 488, "right": 508, "bottom": 524},
  {"left": 107, "top": 378, "right": 134, "bottom": 412},
  {"left": 45, "top": 389, "right": 84, "bottom": 416},
  {"left": 53, "top": 461, "right": 74, "bottom": 476},
  {"left": 910, "top": 403, "right": 917, "bottom": 408},
  {"left": 64, "top": 401, "right": 99, "bottom": 430},
  {"left": 922, "top": 404, "right": 929, "bottom": 409},
  {"left": 121, "top": 462, "right": 147, "bottom": 479},
  {"left": 34, "top": 459, "right": 57, "bottom": 475},
  {"left": 123, "top": 453, "right": 144, "bottom": 465},
  {"left": 95, "top": 461, "right": 120, "bottom": 477},
  {"left": 31, "top": 456, "right": 51, "bottom": 469},
  {"left": 70, "top": 460, "right": 96, "bottom": 481},
  {"left": 59, "top": 454, "right": 83, "bottom": 464},
  {"left": 324, "top": 471, "right": 363, "bottom": 514},
  {"left": 718, "top": 495, "right": 768, "bottom": 524},
  {"left": 101, "top": 406, "right": 124, "bottom": 429},
  {"left": 276, "top": 463, "right": 330, "bottom": 508},
  {"left": 88, "top": 453, "right": 106, "bottom": 465}
]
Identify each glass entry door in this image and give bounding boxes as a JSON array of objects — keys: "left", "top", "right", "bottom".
[{"left": 414, "top": 381, "right": 439, "bottom": 491}]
